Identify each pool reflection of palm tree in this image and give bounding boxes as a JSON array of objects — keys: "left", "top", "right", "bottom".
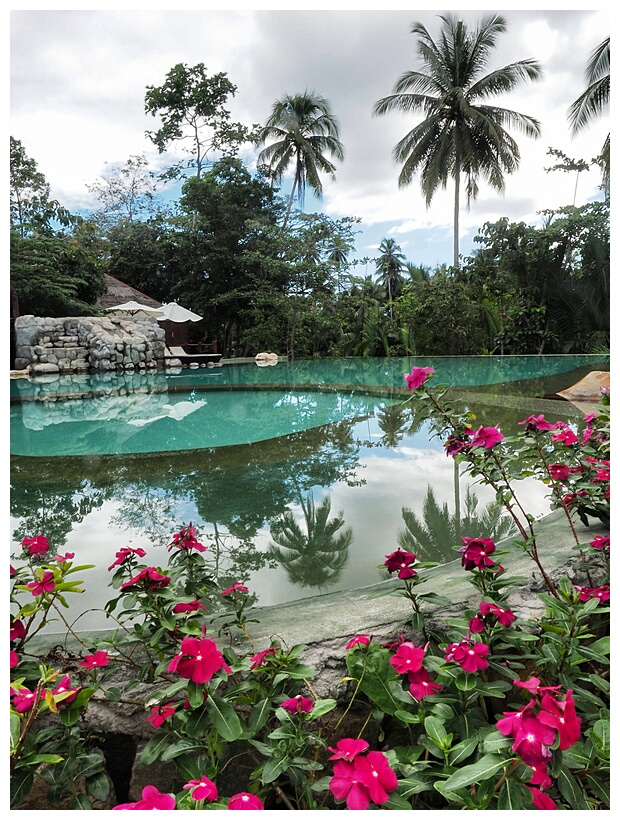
[
  {"left": 376, "top": 402, "right": 429, "bottom": 448},
  {"left": 398, "top": 485, "right": 515, "bottom": 564},
  {"left": 268, "top": 494, "right": 353, "bottom": 589}
]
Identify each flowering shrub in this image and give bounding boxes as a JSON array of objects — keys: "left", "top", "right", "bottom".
[{"left": 9, "top": 366, "right": 609, "bottom": 810}]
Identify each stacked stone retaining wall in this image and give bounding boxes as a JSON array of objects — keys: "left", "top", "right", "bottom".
[{"left": 13, "top": 315, "right": 167, "bottom": 375}]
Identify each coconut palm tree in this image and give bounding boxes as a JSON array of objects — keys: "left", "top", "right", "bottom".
[
  {"left": 375, "top": 237, "right": 406, "bottom": 316},
  {"left": 256, "top": 91, "right": 344, "bottom": 229},
  {"left": 568, "top": 36, "right": 610, "bottom": 191},
  {"left": 373, "top": 14, "right": 543, "bottom": 268},
  {"left": 268, "top": 493, "right": 352, "bottom": 589}
]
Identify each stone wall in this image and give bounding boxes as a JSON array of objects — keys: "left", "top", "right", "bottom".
[{"left": 13, "top": 314, "right": 167, "bottom": 374}]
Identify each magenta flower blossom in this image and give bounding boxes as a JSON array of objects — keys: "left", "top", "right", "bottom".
[
  {"left": 469, "top": 600, "right": 516, "bottom": 633},
  {"left": 113, "top": 785, "right": 176, "bottom": 810},
  {"left": 511, "top": 714, "right": 556, "bottom": 766},
  {"left": 407, "top": 667, "right": 442, "bottom": 700},
  {"left": 281, "top": 694, "right": 315, "bottom": 715},
  {"left": 21, "top": 534, "right": 50, "bottom": 558},
  {"left": 471, "top": 425, "right": 503, "bottom": 448},
  {"left": 329, "top": 751, "right": 398, "bottom": 810},
  {"left": 589, "top": 535, "right": 610, "bottom": 553},
  {"left": 328, "top": 738, "right": 369, "bottom": 760},
  {"left": 513, "top": 678, "right": 561, "bottom": 697},
  {"left": 227, "top": 792, "right": 264, "bottom": 810},
  {"left": 389, "top": 641, "right": 425, "bottom": 675},
  {"left": 548, "top": 463, "right": 570, "bottom": 481},
  {"left": 443, "top": 639, "right": 489, "bottom": 673},
  {"left": 167, "top": 522, "right": 206, "bottom": 553},
  {"left": 12, "top": 685, "right": 41, "bottom": 713},
  {"left": 518, "top": 414, "right": 558, "bottom": 431},
  {"left": 10, "top": 649, "right": 18, "bottom": 668},
  {"left": 221, "top": 582, "right": 249, "bottom": 595},
  {"left": 54, "top": 552, "right": 75, "bottom": 563},
  {"left": 528, "top": 762, "right": 552, "bottom": 790},
  {"left": 528, "top": 786, "right": 557, "bottom": 810},
  {"left": 384, "top": 548, "right": 417, "bottom": 579},
  {"left": 183, "top": 775, "right": 218, "bottom": 802},
  {"left": 574, "top": 585, "right": 610, "bottom": 603},
  {"left": 173, "top": 600, "right": 206, "bottom": 614},
  {"left": 249, "top": 644, "right": 279, "bottom": 670},
  {"left": 459, "top": 537, "right": 496, "bottom": 571},
  {"left": 108, "top": 547, "right": 146, "bottom": 571},
  {"left": 147, "top": 702, "right": 176, "bottom": 728},
  {"left": 496, "top": 702, "right": 537, "bottom": 739},
  {"left": 444, "top": 428, "right": 475, "bottom": 457},
  {"left": 167, "top": 636, "right": 230, "bottom": 684},
  {"left": 538, "top": 690, "right": 581, "bottom": 750},
  {"left": 551, "top": 426, "right": 579, "bottom": 445},
  {"left": 26, "top": 570, "right": 56, "bottom": 597},
  {"left": 346, "top": 635, "right": 370, "bottom": 650},
  {"left": 404, "top": 366, "right": 435, "bottom": 390},
  {"left": 10, "top": 618, "right": 26, "bottom": 642},
  {"left": 79, "top": 650, "right": 110, "bottom": 669},
  {"left": 51, "top": 676, "right": 79, "bottom": 703},
  {"left": 120, "top": 567, "right": 171, "bottom": 591}
]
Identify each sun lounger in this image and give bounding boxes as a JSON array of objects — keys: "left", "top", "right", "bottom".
[{"left": 164, "top": 346, "right": 222, "bottom": 366}]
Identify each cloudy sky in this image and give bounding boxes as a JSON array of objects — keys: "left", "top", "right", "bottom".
[{"left": 10, "top": 4, "right": 610, "bottom": 270}]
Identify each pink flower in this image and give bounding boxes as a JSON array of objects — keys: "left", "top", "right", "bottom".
[
  {"left": 469, "top": 600, "right": 516, "bottom": 632},
  {"left": 173, "top": 600, "right": 206, "bottom": 614},
  {"left": 221, "top": 582, "right": 249, "bottom": 595},
  {"left": 120, "top": 567, "right": 171, "bottom": 591},
  {"left": 444, "top": 429, "right": 475, "bottom": 457},
  {"left": 548, "top": 463, "right": 570, "bottom": 481},
  {"left": 538, "top": 690, "right": 581, "bottom": 750},
  {"left": 407, "top": 667, "right": 442, "bottom": 699},
  {"left": 496, "top": 701, "right": 537, "bottom": 737},
  {"left": 329, "top": 751, "right": 398, "bottom": 810},
  {"left": 511, "top": 714, "right": 556, "bottom": 766},
  {"left": 51, "top": 676, "right": 79, "bottom": 704},
  {"left": 10, "top": 649, "right": 19, "bottom": 668},
  {"left": 443, "top": 639, "right": 489, "bottom": 673},
  {"left": 183, "top": 775, "right": 218, "bottom": 802},
  {"left": 389, "top": 641, "right": 425, "bottom": 675},
  {"left": 589, "top": 535, "right": 610, "bottom": 552},
  {"left": 551, "top": 427, "right": 579, "bottom": 445},
  {"left": 168, "top": 522, "right": 206, "bottom": 553},
  {"left": 12, "top": 685, "right": 41, "bottom": 713},
  {"left": 26, "top": 570, "right": 56, "bottom": 596},
  {"left": 21, "top": 534, "right": 50, "bottom": 558},
  {"left": 513, "top": 678, "right": 561, "bottom": 697},
  {"left": 384, "top": 548, "right": 417, "bottom": 579},
  {"left": 113, "top": 785, "right": 176, "bottom": 810},
  {"left": 518, "top": 414, "right": 558, "bottom": 431},
  {"left": 249, "top": 644, "right": 279, "bottom": 670},
  {"left": 167, "top": 636, "right": 230, "bottom": 684},
  {"left": 227, "top": 792, "right": 264, "bottom": 810},
  {"left": 459, "top": 537, "right": 496, "bottom": 571},
  {"left": 55, "top": 552, "right": 75, "bottom": 563},
  {"left": 281, "top": 695, "right": 315, "bottom": 715},
  {"left": 528, "top": 786, "right": 557, "bottom": 809},
  {"left": 108, "top": 547, "right": 146, "bottom": 571},
  {"left": 10, "top": 618, "right": 26, "bottom": 642},
  {"left": 79, "top": 650, "right": 110, "bottom": 669},
  {"left": 574, "top": 585, "right": 610, "bottom": 603},
  {"left": 528, "top": 762, "right": 552, "bottom": 790},
  {"left": 471, "top": 425, "right": 503, "bottom": 448},
  {"left": 328, "top": 738, "right": 369, "bottom": 760},
  {"left": 147, "top": 702, "right": 176, "bottom": 728},
  {"left": 404, "top": 366, "right": 435, "bottom": 390},
  {"left": 346, "top": 635, "right": 370, "bottom": 650}
]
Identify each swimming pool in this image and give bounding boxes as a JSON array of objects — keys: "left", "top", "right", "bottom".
[{"left": 10, "top": 355, "right": 608, "bottom": 631}]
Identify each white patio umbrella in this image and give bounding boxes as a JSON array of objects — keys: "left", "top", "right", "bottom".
[
  {"left": 105, "top": 300, "right": 164, "bottom": 317},
  {"left": 157, "top": 302, "right": 203, "bottom": 323}
]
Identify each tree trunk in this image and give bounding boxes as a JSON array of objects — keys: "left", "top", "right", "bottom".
[{"left": 453, "top": 172, "right": 460, "bottom": 269}]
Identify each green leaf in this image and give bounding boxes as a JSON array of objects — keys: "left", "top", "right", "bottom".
[
  {"left": 161, "top": 740, "right": 205, "bottom": 762},
  {"left": 441, "top": 754, "right": 507, "bottom": 791},
  {"left": 85, "top": 770, "right": 110, "bottom": 802},
  {"left": 448, "top": 736, "right": 479, "bottom": 766},
  {"left": 557, "top": 767, "right": 590, "bottom": 809},
  {"left": 72, "top": 793, "right": 93, "bottom": 810},
  {"left": 497, "top": 778, "right": 530, "bottom": 810},
  {"left": 424, "top": 715, "right": 449, "bottom": 749},
  {"left": 10, "top": 771, "right": 34, "bottom": 808},
  {"left": 10, "top": 712, "right": 21, "bottom": 749},
  {"left": 309, "top": 698, "right": 337, "bottom": 719},
  {"left": 589, "top": 718, "right": 610, "bottom": 759},
  {"left": 585, "top": 772, "right": 610, "bottom": 807},
  {"left": 261, "top": 755, "right": 290, "bottom": 784},
  {"left": 206, "top": 695, "right": 244, "bottom": 741},
  {"left": 397, "top": 775, "right": 433, "bottom": 798},
  {"left": 139, "top": 733, "right": 170, "bottom": 766},
  {"left": 247, "top": 698, "right": 271, "bottom": 735},
  {"left": 455, "top": 673, "right": 477, "bottom": 691}
]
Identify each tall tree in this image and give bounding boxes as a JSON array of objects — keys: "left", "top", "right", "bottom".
[
  {"left": 256, "top": 91, "right": 344, "bottom": 228},
  {"left": 145, "top": 63, "right": 253, "bottom": 181},
  {"left": 373, "top": 14, "right": 543, "bottom": 267},
  {"left": 375, "top": 237, "right": 406, "bottom": 316},
  {"left": 568, "top": 36, "right": 610, "bottom": 191},
  {"left": 87, "top": 154, "right": 162, "bottom": 227}
]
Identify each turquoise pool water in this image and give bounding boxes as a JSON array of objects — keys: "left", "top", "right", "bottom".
[{"left": 10, "top": 355, "right": 608, "bottom": 631}]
